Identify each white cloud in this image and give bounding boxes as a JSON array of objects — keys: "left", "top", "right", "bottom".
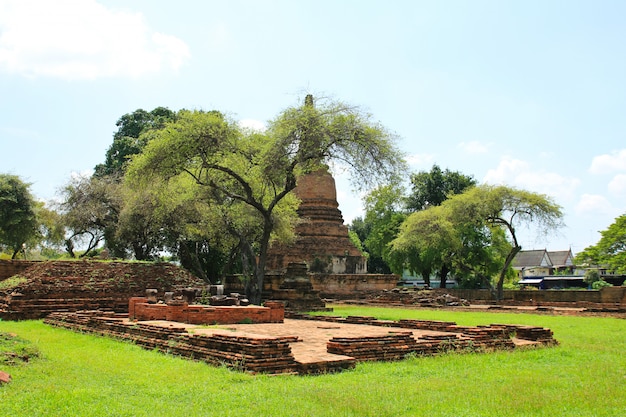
[
  {"left": 238, "top": 119, "right": 266, "bottom": 132},
  {"left": 405, "top": 153, "right": 435, "bottom": 167},
  {"left": 575, "top": 194, "right": 615, "bottom": 216},
  {"left": 0, "top": 0, "right": 190, "bottom": 80},
  {"left": 483, "top": 157, "right": 529, "bottom": 184},
  {"left": 608, "top": 174, "right": 626, "bottom": 196},
  {"left": 483, "top": 156, "right": 580, "bottom": 200},
  {"left": 457, "top": 140, "right": 489, "bottom": 154},
  {"left": 589, "top": 149, "right": 626, "bottom": 174}
]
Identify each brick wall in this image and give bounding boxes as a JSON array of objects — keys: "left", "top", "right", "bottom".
[
  {"left": 130, "top": 298, "right": 284, "bottom": 324},
  {"left": 224, "top": 273, "right": 398, "bottom": 298},
  {"left": 0, "top": 260, "right": 40, "bottom": 281},
  {"left": 438, "top": 287, "right": 626, "bottom": 306}
]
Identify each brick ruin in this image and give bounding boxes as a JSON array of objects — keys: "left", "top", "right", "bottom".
[
  {"left": 0, "top": 260, "right": 207, "bottom": 320},
  {"left": 44, "top": 308, "right": 558, "bottom": 375},
  {"left": 266, "top": 167, "right": 368, "bottom": 274},
  {"left": 129, "top": 296, "right": 285, "bottom": 324},
  {"left": 269, "top": 262, "right": 327, "bottom": 311},
  {"left": 1, "top": 258, "right": 559, "bottom": 376}
]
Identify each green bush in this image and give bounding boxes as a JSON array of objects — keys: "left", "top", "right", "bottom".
[
  {"left": 592, "top": 279, "right": 613, "bottom": 290},
  {"left": 584, "top": 269, "right": 601, "bottom": 284}
]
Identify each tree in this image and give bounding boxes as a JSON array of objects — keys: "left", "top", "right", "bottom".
[
  {"left": 0, "top": 174, "right": 39, "bottom": 258},
  {"left": 575, "top": 214, "right": 626, "bottom": 274},
  {"left": 380, "top": 165, "right": 476, "bottom": 287},
  {"left": 127, "top": 96, "right": 406, "bottom": 304},
  {"left": 349, "top": 216, "right": 390, "bottom": 274},
  {"left": 94, "top": 107, "right": 177, "bottom": 178},
  {"left": 444, "top": 185, "right": 563, "bottom": 299},
  {"left": 390, "top": 205, "right": 456, "bottom": 286},
  {"left": 59, "top": 174, "right": 122, "bottom": 258},
  {"left": 405, "top": 164, "right": 476, "bottom": 212},
  {"left": 392, "top": 185, "right": 562, "bottom": 295},
  {"left": 119, "top": 174, "right": 236, "bottom": 281},
  {"left": 35, "top": 202, "right": 67, "bottom": 258},
  {"left": 358, "top": 184, "right": 407, "bottom": 274}
]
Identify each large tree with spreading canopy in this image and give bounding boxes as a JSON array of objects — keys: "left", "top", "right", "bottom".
[
  {"left": 127, "top": 96, "right": 406, "bottom": 303},
  {"left": 392, "top": 185, "right": 563, "bottom": 298}
]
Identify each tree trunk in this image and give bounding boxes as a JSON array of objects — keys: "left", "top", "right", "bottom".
[
  {"left": 178, "top": 240, "right": 209, "bottom": 283},
  {"left": 251, "top": 220, "right": 273, "bottom": 305},
  {"left": 239, "top": 237, "right": 260, "bottom": 304},
  {"left": 496, "top": 245, "right": 522, "bottom": 301},
  {"left": 421, "top": 267, "right": 432, "bottom": 287},
  {"left": 439, "top": 264, "right": 450, "bottom": 288},
  {"left": 65, "top": 238, "right": 76, "bottom": 258}
]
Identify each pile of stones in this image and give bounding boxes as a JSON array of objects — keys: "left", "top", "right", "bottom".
[{"left": 368, "top": 288, "right": 470, "bottom": 307}]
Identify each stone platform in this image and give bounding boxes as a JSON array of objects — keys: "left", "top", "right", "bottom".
[{"left": 44, "top": 311, "right": 557, "bottom": 375}]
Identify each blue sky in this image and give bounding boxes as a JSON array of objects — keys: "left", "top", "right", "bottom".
[{"left": 1, "top": 0, "right": 625, "bottom": 254}]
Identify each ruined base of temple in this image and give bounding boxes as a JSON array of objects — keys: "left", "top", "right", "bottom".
[{"left": 44, "top": 307, "right": 558, "bottom": 376}]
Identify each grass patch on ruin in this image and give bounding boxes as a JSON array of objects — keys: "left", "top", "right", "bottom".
[
  {"left": 1, "top": 307, "right": 625, "bottom": 416},
  {"left": 0, "top": 275, "right": 27, "bottom": 290}
]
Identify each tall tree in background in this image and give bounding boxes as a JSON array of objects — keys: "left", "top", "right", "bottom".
[
  {"left": 390, "top": 204, "right": 458, "bottom": 287},
  {"left": 406, "top": 164, "right": 477, "bottom": 211},
  {"left": 94, "top": 107, "right": 177, "bottom": 178},
  {"left": 444, "top": 185, "right": 563, "bottom": 299},
  {"left": 59, "top": 174, "right": 122, "bottom": 258},
  {"left": 575, "top": 213, "right": 626, "bottom": 274},
  {"left": 355, "top": 165, "right": 475, "bottom": 285},
  {"left": 35, "top": 202, "right": 67, "bottom": 258},
  {"left": 392, "top": 185, "right": 562, "bottom": 295},
  {"left": 127, "top": 96, "right": 406, "bottom": 303},
  {"left": 0, "top": 174, "right": 39, "bottom": 258},
  {"left": 356, "top": 184, "right": 407, "bottom": 274}
]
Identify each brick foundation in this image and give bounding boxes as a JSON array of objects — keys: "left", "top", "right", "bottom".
[{"left": 44, "top": 310, "right": 557, "bottom": 375}]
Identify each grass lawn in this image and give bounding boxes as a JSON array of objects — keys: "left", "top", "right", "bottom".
[{"left": 1, "top": 305, "right": 625, "bottom": 417}]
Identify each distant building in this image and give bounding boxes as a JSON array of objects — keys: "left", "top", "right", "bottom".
[{"left": 513, "top": 249, "right": 582, "bottom": 288}]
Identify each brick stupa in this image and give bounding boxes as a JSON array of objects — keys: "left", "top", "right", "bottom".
[{"left": 266, "top": 166, "right": 367, "bottom": 274}]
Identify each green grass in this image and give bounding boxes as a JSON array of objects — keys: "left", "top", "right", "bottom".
[
  {"left": 0, "top": 275, "right": 27, "bottom": 290},
  {"left": 1, "top": 305, "right": 625, "bottom": 416}
]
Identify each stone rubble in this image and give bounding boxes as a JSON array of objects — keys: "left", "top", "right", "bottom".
[{"left": 367, "top": 288, "right": 471, "bottom": 307}]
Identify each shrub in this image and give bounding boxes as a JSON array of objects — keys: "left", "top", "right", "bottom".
[
  {"left": 592, "top": 279, "right": 613, "bottom": 290},
  {"left": 583, "top": 269, "right": 601, "bottom": 285}
]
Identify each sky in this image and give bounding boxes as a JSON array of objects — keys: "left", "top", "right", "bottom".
[{"left": 1, "top": 0, "right": 625, "bottom": 255}]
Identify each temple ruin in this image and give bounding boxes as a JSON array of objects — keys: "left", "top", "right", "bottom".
[{"left": 266, "top": 166, "right": 367, "bottom": 274}]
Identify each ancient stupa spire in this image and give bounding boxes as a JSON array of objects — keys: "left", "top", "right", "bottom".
[{"left": 266, "top": 168, "right": 367, "bottom": 274}]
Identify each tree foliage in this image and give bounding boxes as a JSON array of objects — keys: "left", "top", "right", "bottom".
[
  {"left": 391, "top": 185, "right": 563, "bottom": 295},
  {"left": 94, "top": 107, "right": 176, "bottom": 178},
  {"left": 357, "top": 184, "right": 407, "bottom": 274},
  {"left": 390, "top": 205, "right": 456, "bottom": 285},
  {"left": 0, "top": 174, "right": 39, "bottom": 258},
  {"left": 406, "top": 164, "right": 477, "bottom": 211},
  {"left": 35, "top": 202, "right": 67, "bottom": 257},
  {"left": 127, "top": 96, "right": 406, "bottom": 303},
  {"left": 575, "top": 213, "right": 626, "bottom": 274},
  {"left": 59, "top": 174, "right": 122, "bottom": 258},
  {"left": 356, "top": 165, "right": 475, "bottom": 284},
  {"left": 448, "top": 185, "right": 563, "bottom": 297}
]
